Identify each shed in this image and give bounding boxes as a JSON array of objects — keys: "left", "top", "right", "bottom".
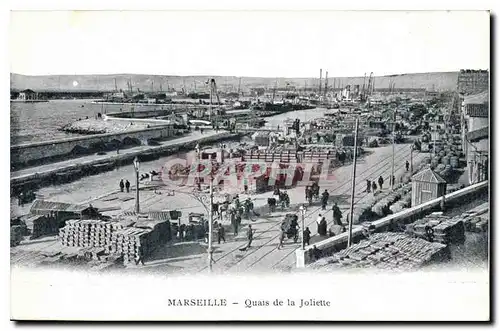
[
  {"left": 30, "top": 199, "right": 101, "bottom": 219},
  {"left": 411, "top": 168, "right": 447, "bottom": 206}
]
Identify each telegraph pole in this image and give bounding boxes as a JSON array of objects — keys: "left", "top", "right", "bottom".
[
  {"left": 347, "top": 118, "right": 359, "bottom": 247},
  {"left": 391, "top": 110, "right": 396, "bottom": 190},
  {"left": 208, "top": 176, "right": 214, "bottom": 272}
]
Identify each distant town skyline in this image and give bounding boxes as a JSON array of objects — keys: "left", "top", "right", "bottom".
[{"left": 10, "top": 11, "right": 489, "bottom": 78}]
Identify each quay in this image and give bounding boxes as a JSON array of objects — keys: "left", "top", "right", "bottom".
[{"left": 11, "top": 130, "right": 241, "bottom": 192}]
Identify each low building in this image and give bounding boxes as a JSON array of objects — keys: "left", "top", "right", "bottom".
[
  {"left": 461, "top": 92, "right": 489, "bottom": 184},
  {"left": 17, "top": 89, "right": 37, "bottom": 101},
  {"left": 411, "top": 168, "right": 447, "bottom": 206}
]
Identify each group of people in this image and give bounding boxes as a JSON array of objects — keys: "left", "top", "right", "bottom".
[
  {"left": 119, "top": 179, "right": 131, "bottom": 193},
  {"left": 365, "top": 175, "right": 385, "bottom": 193}
]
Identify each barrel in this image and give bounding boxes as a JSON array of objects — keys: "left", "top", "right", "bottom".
[
  {"left": 430, "top": 157, "right": 439, "bottom": 168},
  {"left": 450, "top": 156, "right": 459, "bottom": 168}
]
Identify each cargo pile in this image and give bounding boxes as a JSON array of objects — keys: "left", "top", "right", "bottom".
[
  {"left": 30, "top": 215, "right": 60, "bottom": 239},
  {"left": 371, "top": 184, "right": 411, "bottom": 217},
  {"left": 11, "top": 226, "right": 25, "bottom": 247},
  {"left": 405, "top": 213, "right": 465, "bottom": 245},
  {"left": 309, "top": 232, "right": 447, "bottom": 271},
  {"left": 58, "top": 217, "right": 171, "bottom": 265},
  {"left": 461, "top": 206, "right": 489, "bottom": 233}
]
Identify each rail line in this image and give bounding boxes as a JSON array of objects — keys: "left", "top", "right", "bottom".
[
  {"left": 240, "top": 146, "right": 418, "bottom": 272},
  {"left": 198, "top": 144, "right": 416, "bottom": 272}
]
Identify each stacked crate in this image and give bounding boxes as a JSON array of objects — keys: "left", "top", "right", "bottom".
[
  {"left": 59, "top": 219, "right": 134, "bottom": 248},
  {"left": 405, "top": 213, "right": 465, "bottom": 245},
  {"left": 309, "top": 233, "right": 447, "bottom": 271},
  {"left": 110, "top": 227, "right": 152, "bottom": 264}
]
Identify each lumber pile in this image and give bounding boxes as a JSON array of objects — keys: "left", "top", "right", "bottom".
[
  {"left": 30, "top": 215, "right": 59, "bottom": 239},
  {"left": 405, "top": 213, "right": 465, "bottom": 244},
  {"left": 461, "top": 207, "right": 489, "bottom": 233},
  {"left": 11, "top": 225, "right": 25, "bottom": 247},
  {"left": 309, "top": 233, "right": 447, "bottom": 271}
]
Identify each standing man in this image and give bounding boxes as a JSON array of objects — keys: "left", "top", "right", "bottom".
[
  {"left": 303, "top": 227, "right": 311, "bottom": 246},
  {"left": 366, "top": 179, "right": 371, "bottom": 193},
  {"left": 378, "top": 176, "right": 384, "bottom": 190},
  {"left": 332, "top": 202, "right": 343, "bottom": 226},
  {"left": 125, "top": 180, "right": 131, "bottom": 193},
  {"left": 405, "top": 160, "right": 410, "bottom": 172},
  {"left": 319, "top": 216, "right": 328, "bottom": 236},
  {"left": 233, "top": 212, "right": 241, "bottom": 236},
  {"left": 119, "top": 179, "right": 125, "bottom": 192},
  {"left": 217, "top": 223, "right": 226, "bottom": 244},
  {"left": 316, "top": 214, "right": 323, "bottom": 235},
  {"left": 321, "top": 189, "right": 330, "bottom": 210}
]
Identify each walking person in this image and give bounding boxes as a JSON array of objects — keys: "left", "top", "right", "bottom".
[
  {"left": 378, "top": 176, "right": 384, "bottom": 190},
  {"left": 125, "top": 180, "right": 131, "bottom": 193},
  {"left": 405, "top": 160, "right": 410, "bottom": 172},
  {"left": 303, "top": 227, "right": 311, "bottom": 246},
  {"left": 119, "top": 179, "right": 125, "bottom": 192},
  {"left": 217, "top": 223, "right": 226, "bottom": 244},
  {"left": 321, "top": 189, "right": 330, "bottom": 210},
  {"left": 366, "top": 179, "right": 371, "bottom": 193},
  {"left": 372, "top": 181, "right": 377, "bottom": 194},
  {"left": 239, "top": 225, "right": 254, "bottom": 251}
]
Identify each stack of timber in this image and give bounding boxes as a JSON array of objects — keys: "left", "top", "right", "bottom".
[
  {"left": 30, "top": 215, "right": 59, "bottom": 239},
  {"left": 461, "top": 206, "right": 489, "bottom": 233},
  {"left": 58, "top": 219, "right": 135, "bottom": 248},
  {"left": 309, "top": 233, "right": 448, "bottom": 271},
  {"left": 11, "top": 225, "right": 25, "bottom": 247},
  {"left": 405, "top": 213, "right": 466, "bottom": 245}
]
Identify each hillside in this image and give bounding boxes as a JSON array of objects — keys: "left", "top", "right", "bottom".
[{"left": 10, "top": 72, "right": 459, "bottom": 92}]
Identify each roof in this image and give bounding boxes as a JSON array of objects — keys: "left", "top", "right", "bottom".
[
  {"left": 122, "top": 210, "right": 181, "bottom": 220},
  {"left": 412, "top": 168, "right": 447, "bottom": 184},
  {"left": 30, "top": 199, "right": 96, "bottom": 214},
  {"left": 21, "top": 89, "right": 35, "bottom": 93},
  {"left": 466, "top": 126, "right": 489, "bottom": 142},
  {"left": 463, "top": 91, "right": 488, "bottom": 105}
]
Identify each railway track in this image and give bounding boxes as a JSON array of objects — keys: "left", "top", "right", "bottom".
[{"left": 198, "top": 144, "right": 418, "bottom": 273}]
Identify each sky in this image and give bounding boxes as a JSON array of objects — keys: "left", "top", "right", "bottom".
[{"left": 9, "top": 10, "right": 490, "bottom": 77}]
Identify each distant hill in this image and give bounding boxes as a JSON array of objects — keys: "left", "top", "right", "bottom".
[{"left": 10, "top": 71, "right": 459, "bottom": 92}]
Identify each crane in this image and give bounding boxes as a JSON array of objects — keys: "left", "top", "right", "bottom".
[{"left": 206, "top": 78, "right": 222, "bottom": 123}]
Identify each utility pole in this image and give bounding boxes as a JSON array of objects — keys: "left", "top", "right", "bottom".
[
  {"left": 391, "top": 110, "right": 396, "bottom": 190},
  {"left": 300, "top": 205, "right": 306, "bottom": 249},
  {"left": 347, "top": 118, "right": 359, "bottom": 247},
  {"left": 208, "top": 176, "right": 214, "bottom": 272}
]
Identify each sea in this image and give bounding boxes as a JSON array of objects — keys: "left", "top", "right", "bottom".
[{"left": 10, "top": 99, "right": 327, "bottom": 145}]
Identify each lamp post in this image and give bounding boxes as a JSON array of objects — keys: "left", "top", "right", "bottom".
[
  {"left": 133, "top": 156, "right": 140, "bottom": 214},
  {"left": 208, "top": 176, "right": 214, "bottom": 272},
  {"left": 299, "top": 205, "right": 306, "bottom": 249},
  {"left": 347, "top": 118, "right": 359, "bottom": 247}
]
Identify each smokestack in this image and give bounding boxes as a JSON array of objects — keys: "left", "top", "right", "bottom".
[
  {"left": 324, "top": 71, "right": 329, "bottom": 96},
  {"left": 319, "top": 69, "right": 323, "bottom": 95}
]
